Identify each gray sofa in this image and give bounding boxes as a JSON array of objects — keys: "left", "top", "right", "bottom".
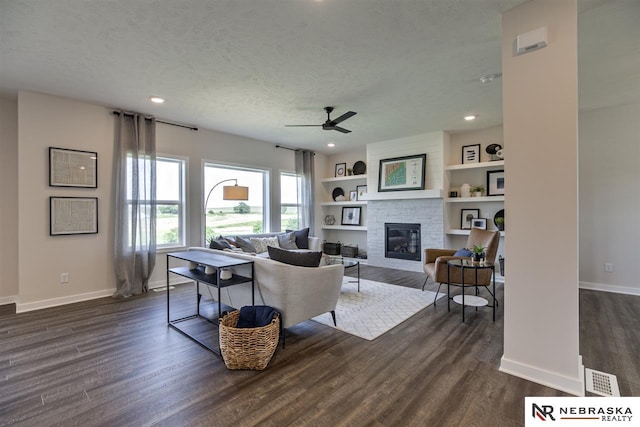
[{"left": 188, "top": 246, "right": 344, "bottom": 329}]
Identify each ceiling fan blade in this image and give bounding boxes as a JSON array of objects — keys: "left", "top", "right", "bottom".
[
  {"left": 284, "top": 124, "right": 322, "bottom": 127},
  {"left": 331, "top": 111, "right": 357, "bottom": 124},
  {"left": 332, "top": 126, "right": 351, "bottom": 133}
]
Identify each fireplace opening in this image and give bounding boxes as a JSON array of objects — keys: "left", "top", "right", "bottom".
[{"left": 385, "top": 223, "right": 421, "bottom": 261}]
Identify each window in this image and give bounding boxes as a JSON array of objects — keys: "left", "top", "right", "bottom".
[
  {"left": 280, "top": 172, "right": 300, "bottom": 231},
  {"left": 204, "top": 163, "right": 268, "bottom": 242},
  {"left": 156, "top": 156, "right": 186, "bottom": 248}
]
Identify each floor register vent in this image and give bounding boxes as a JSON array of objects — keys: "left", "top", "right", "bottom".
[{"left": 585, "top": 368, "right": 620, "bottom": 396}]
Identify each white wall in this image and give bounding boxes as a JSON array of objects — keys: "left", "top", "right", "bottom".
[
  {"left": 0, "top": 95, "right": 19, "bottom": 304},
  {"left": 579, "top": 103, "right": 640, "bottom": 295},
  {"left": 500, "top": 0, "right": 581, "bottom": 395},
  {"left": 12, "top": 90, "right": 308, "bottom": 310}
]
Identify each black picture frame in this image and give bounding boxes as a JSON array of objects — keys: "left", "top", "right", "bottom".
[
  {"left": 356, "top": 185, "right": 368, "bottom": 200},
  {"left": 462, "top": 144, "right": 481, "bottom": 164},
  {"left": 335, "top": 163, "right": 347, "bottom": 177},
  {"left": 341, "top": 207, "right": 361, "bottom": 226},
  {"left": 49, "top": 147, "right": 98, "bottom": 188},
  {"left": 471, "top": 218, "right": 487, "bottom": 230},
  {"left": 460, "top": 208, "right": 480, "bottom": 230},
  {"left": 378, "top": 154, "right": 426, "bottom": 192},
  {"left": 50, "top": 197, "right": 98, "bottom": 235},
  {"left": 487, "top": 170, "right": 505, "bottom": 196}
]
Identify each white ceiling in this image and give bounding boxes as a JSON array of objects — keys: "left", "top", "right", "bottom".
[{"left": 1, "top": 0, "right": 637, "bottom": 154}]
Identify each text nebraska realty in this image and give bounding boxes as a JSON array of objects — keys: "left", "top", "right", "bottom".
[{"left": 559, "top": 406, "right": 632, "bottom": 422}]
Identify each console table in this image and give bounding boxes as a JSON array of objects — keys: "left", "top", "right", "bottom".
[{"left": 166, "top": 251, "right": 254, "bottom": 355}]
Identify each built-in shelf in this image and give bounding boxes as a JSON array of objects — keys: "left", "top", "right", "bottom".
[
  {"left": 321, "top": 225, "right": 367, "bottom": 231},
  {"left": 320, "top": 201, "right": 367, "bottom": 206},
  {"left": 445, "top": 160, "right": 504, "bottom": 171},
  {"left": 321, "top": 175, "right": 367, "bottom": 184},
  {"left": 446, "top": 196, "right": 505, "bottom": 203},
  {"left": 446, "top": 229, "right": 505, "bottom": 237}
]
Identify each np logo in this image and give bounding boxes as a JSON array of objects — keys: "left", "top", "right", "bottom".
[{"left": 533, "top": 403, "right": 556, "bottom": 421}]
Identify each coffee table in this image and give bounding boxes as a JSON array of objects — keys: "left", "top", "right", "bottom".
[{"left": 326, "top": 256, "right": 360, "bottom": 292}]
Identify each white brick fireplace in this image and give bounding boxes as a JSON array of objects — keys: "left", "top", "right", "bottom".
[{"left": 367, "top": 198, "right": 444, "bottom": 272}]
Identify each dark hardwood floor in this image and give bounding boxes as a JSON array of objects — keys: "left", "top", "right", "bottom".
[{"left": 1, "top": 265, "right": 638, "bottom": 426}]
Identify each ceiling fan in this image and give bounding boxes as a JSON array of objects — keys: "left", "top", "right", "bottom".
[{"left": 285, "top": 106, "right": 357, "bottom": 133}]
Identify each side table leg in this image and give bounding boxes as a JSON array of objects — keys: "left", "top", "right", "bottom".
[{"left": 462, "top": 266, "right": 465, "bottom": 323}]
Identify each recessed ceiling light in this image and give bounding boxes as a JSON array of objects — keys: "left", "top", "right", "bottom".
[
  {"left": 464, "top": 115, "right": 477, "bottom": 121},
  {"left": 327, "top": 142, "right": 336, "bottom": 148},
  {"left": 149, "top": 96, "right": 165, "bottom": 104}
]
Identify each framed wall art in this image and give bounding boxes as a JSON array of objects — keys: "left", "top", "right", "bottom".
[
  {"left": 335, "top": 163, "right": 347, "bottom": 177},
  {"left": 356, "top": 185, "right": 367, "bottom": 200},
  {"left": 462, "top": 144, "right": 481, "bottom": 164},
  {"left": 378, "top": 154, "right": 426, "bottom": 192},
  {"left": 49, "top": 147, "right": 98, "bottom": 188},
  {"left": 487, "top": 170, "right": 505, "bottom": 196},
  {"left": 349, "top": 190, "right": 357, "bottom": 201},
  {"left": 341, "top": 207, "right": 361, "bottom": 226},
  {"left": 461, "top": 208, "right": 480, "bottom": 230},
  {"left": 471, "top": 218, "right": 487, "bottom": 230},
  {"left": 50, "top": 197, "right": 98, "bottom": 235}
]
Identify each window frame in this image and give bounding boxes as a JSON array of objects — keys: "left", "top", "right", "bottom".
[
  {"left": 203, "top": 161, "right": 270, "bottom": 244},
  {"left": 155, "top": 155, "right": 188, "bottom": 251},
  {"left": 279, "top": 170, "right": 301, "bottom": 232}
]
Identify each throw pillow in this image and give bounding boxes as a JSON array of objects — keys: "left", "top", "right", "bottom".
[
  {"left": 453, "top": 248, "right": 473, "bottom": 257},
  {"left": 286, "top": 227, "right": 309, "bottom": 249},
  {"left": 250, "top": 236, "right": 280, "bottom": 254},
  {"left": 209, "top": 238, "right": 233, "bottom": 250},
  {"left": 267, "top": 246, "right": 322, "bottom": 267},
  {"left": 277, "top": 231, "right": 298, "bottom": 249},
  {"left": 234, "top": 236, "right": 257, "bottom": 253}
]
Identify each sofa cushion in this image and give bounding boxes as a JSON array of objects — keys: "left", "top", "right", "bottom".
[
  {"left": 288, "top": 227, "right": 310, "bottom": 249},
  {"left": 267, "top": 246, "right": 322, "bottom": 267},
  {"left": 234, "top": 236, "right": 257, "bottom": 253},
  {"left": 250, "top": 236, "right": 280, "bottom": 254},
  {"left": 209, "top": 238, "right": 233, "bottom": 250},
  {"left": 277, "top": 231, "right": 299, "bottom": 249}
]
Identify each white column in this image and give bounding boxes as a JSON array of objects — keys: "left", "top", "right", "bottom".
[{"left": 500, "top": 0, "right": 582, "bottom": 395}]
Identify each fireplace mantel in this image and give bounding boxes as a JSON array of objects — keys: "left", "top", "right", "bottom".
[{"left": 363, "top": 189, "right": 443, "bottom": 201}]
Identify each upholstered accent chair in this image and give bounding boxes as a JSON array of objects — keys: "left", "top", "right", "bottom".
[{"left": 422, "top": 228, "right": 500, "bottom": 304}]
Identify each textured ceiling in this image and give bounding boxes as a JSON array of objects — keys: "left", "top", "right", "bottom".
[{"left": 1, "top": 0, "right": 638, "bottom": 154}]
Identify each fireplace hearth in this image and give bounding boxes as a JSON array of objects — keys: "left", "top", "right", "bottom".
[{"left": 385, "top": 223, "right": 421, "bottom": 261}]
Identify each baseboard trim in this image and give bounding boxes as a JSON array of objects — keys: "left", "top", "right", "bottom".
[
  {"left": 0, "top": 295, "right": 18, "bottom": 306},
  {"left": 579, "top": 281, "right": 640, "bottom": 296},
  {"left": 499, "top": 356, "right": 584, "bottom": 396},
  {"left": 17, "top": 289, "right": 116, "bottom": 313},
  {"left": 148, "top": 277, "right": 192, "bottom": 290}
]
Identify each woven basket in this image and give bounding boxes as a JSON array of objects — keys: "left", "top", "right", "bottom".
[{"left": 219, "top": 310, "right": 280, "bottom": 370}]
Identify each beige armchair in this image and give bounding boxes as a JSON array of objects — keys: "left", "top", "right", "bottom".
[{"left": 422, "top": 228, "right": 500, "bottom": 304}]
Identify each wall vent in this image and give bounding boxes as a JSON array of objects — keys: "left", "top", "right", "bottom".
[{"left": 585, "top": 368, "right": 620, "bottom": 396}]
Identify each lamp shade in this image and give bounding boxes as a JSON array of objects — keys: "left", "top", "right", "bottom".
[{"left": 223, "top": 185, "right": 249, "bottom": 201}]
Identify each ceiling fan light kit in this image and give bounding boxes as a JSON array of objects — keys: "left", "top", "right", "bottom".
[{"left": 286, "top": 106, "right": 357, "bottom": 133}]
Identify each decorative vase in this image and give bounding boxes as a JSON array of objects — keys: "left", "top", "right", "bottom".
[{"left": 461, "top": 183, "right": 471, "bottom": 198}]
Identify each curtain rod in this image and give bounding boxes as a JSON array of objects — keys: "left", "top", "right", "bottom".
[
  {"left": 112, "top": 111, "right": 198, "bottom": 131},
  {"left": 275, "top": 144, "right": 315, "bottom": 155}
]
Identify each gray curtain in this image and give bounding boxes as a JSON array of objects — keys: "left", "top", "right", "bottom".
[
  {"left": 295, "top": 150, "right": 315, "bottom": 233},
  {"left": 112, "top": 111, "right": 157, "bottom": 297}
]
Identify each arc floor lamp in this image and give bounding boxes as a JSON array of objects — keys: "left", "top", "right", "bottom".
[{"left": 204, "top": 178, "right": 249, "bottom": 243}]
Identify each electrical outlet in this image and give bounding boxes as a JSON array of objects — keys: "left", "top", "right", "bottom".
[
  {"left": 60, "top": 273, "right": 69, "bottom": 283},
  {"left": 604, "top": 263, "right": 613, "bottom": 273}
]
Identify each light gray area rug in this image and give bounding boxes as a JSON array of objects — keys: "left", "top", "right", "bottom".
[{"left": 312, "top": 277, "right": 445, "bottom": 340}]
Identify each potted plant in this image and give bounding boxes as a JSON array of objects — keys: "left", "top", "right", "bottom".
[
  {"left": 495, "top": 216, "right": 505, "bottom": 231},
  {"left": 471, "top": 185, "right": 484, "bottom": 197},
  {"left": 470, "top": 244, "right": 485, "bottom": 262}
]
